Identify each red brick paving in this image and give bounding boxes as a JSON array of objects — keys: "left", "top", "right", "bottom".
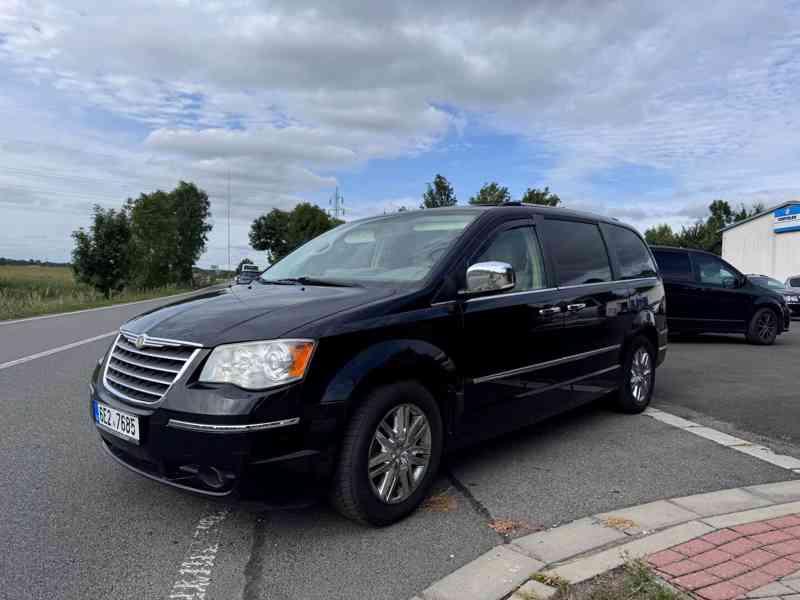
[
  {"left": 701, "top": 529, "right": 743, "bottom": 545},
  {"left": 646, "top": 512, "right": 800, "bottom": 599}
]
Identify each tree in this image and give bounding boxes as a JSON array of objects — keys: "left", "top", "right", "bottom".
[
  {"left": 236, "top": 258, "right": 254, "bottom": 274},
  {"left": 421, "top": 174, "right": 457, "bottom": 208},
  {"left": 249, "top": 203, "right": 341, "bottom": 263},
  {"left": 644, "top": 224, "right": 680, "bottom": 247},
  {"left": 127, "top": 182, "right": 212, "bottom": 287},
  {"left": 520, "top": 186, "right": 560, "bottom": 206},
  {"left": 172, "top": 182, "right": 212, "bottom": 285},
  {"left": 249, "top": 208, "right": 291, "bottom": 262},
  {"left": 469, "top": 182, "right": 511, "bottom": 205},
  {"left": 71, "top": 205, "right": 132, "bottom": 298}
]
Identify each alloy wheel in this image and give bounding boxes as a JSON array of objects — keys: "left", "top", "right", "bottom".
[
  {"left": 367, "top": 404, "right": 432, "bottom": 504},
  {"left": 756, "top": 311, "right": 777, "bottom": 342},
  {"left": 629, "top": 347, "right": 652, "bottom": 404}
]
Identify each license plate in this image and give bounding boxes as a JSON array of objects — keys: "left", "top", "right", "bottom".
[{"left": 94, "top": 401, "right": 139, "bottom": 443}]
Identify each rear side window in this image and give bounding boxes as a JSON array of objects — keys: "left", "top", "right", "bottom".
[
  {"left": 652, "top": 250, "right": 691, "bottom": 280},
  {"left": 604, "top": 225, "right": 658, "bottom": 280},
  {"left": 545, "top": 220, "right": 612, "bottom": 286}
]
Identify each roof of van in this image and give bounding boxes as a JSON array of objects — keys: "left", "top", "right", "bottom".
[{"left": 352, "top": 204, "right": 633, "bottom": 229}]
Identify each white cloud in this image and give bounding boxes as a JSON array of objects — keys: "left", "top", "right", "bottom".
[{"left": 1, "top": 0, "right": 800, "bottom": 264}]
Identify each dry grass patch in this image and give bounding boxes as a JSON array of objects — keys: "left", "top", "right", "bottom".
[{"left": 549, "top": 561, "right": 688, "bottom": 600}]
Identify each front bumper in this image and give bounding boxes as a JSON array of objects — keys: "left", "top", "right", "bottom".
[
  {"left": 90, "top": 382, "right": 335, "bottom": 497},
  {"left": 788, "top": 302, "right": 800, "bottom": 318}
]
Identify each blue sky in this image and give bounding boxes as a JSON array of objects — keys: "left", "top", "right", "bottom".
[{"left": 2, "top": 1, "right": 800, "bottom": 268}]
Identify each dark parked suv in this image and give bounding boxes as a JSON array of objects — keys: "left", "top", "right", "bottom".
[
  {"left": 90, "top": 206, "right": 667, "bottom": 525},
  {"left": 651, "top": 247, "right": 790, "bottom": 345}
]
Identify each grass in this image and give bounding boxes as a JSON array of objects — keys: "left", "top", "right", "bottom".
[
  {"left": 0, "top": 264, "right": 198, "bottom": 321},
  {"left": 521, "top": 562, "right": 688, "bottom": 600}
]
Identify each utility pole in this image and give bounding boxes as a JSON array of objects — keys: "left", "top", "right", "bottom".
[
  {"left": 227, "top": 171, "right": 231, "bottom": 271},
  {"left": 329, "top": 186, "right": 345, "bottom": 219}
]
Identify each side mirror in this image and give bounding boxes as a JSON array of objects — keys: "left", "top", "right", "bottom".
[{"left": 464, "top": 261, "right": 516, "bottom": 295}]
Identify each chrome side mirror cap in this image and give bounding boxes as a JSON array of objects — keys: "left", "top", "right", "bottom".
[{"left": 463, "top": 261, "right": 516, "bottom": 295}]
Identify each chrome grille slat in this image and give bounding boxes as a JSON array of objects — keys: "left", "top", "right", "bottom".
[
  {"left": 115, "top": 336, "right": 194, "bottom": 361},
  {"left": 108, "top": 352, "right": 181, "bottom": 374},
  {"left": 106, "top": 372, "right": 165, "bottom": 397},
  {"left": 103, "top": 333, "right": 199, "bottom": 405},
  {"left": 107, "top": 361, "right": 174, "bottom": 385}
]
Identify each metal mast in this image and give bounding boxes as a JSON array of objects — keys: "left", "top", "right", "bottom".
[{"left": 329, "top": 186, "right": 345, "bottom": 219}]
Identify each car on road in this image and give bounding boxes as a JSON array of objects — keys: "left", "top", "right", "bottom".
[
  {"left": 651, "top": 247, "right": 790, "bottom": 344},
  {"left": 234, "top": 269, "right": 260, "bottom": 285},
  {"left": 90, "top": 205, "right": 667, "bottom": 525},
  {"left": 748, "top": 274, "right": 800, "bottom": 318}
]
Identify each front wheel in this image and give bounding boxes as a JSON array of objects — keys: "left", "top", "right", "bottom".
[
  {"left": 746, "top": 308, "right": 778, "bottom": 345},
  {"left": 612, "top": 336, "right": 656, "bottom": 414},
  {"left": 330, "top": 381, "right": 443, "bottom": 526}
]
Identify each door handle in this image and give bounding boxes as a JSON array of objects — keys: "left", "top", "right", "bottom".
[
  {"left": 539, "top": 307, "right": 562, "bottom": 316},
  {"left": 567, "top": 303, "right": 586, "bottom": 312}
]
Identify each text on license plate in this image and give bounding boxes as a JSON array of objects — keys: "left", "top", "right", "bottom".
[{"left": 94, "top": 401, "right": 139, "bottom": 442}]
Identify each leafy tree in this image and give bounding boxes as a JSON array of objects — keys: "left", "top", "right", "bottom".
[
  {"left": 127, "top": 182, "right": 212, "bottom": 287},
  {"left": 250, "top": 203, "right": 341, "bottom": 263},
  {"left": 71, "top": 205, "right": 132, "bottom": 298},
  {"left": 469, "top": 182, "right": 511, "bottom": 205},
  {"left": 172, "top": 182, "right": 213, "bottom": 285},
  {"left": 520, "top": 186, "right": 561, "bottom": 206},
  {"left": 644, "top": 200, "right": 765, "bottom": 255},
  {"left": 236, "top": 258, "right": 254, "bottom": 274},
  {"left": 421, "top": 174, "right": 457, "bottom": 208},
  {"left": 249, "top": 208, "right": 291, "bottom": 262},
  {"left": 644, "top": 224, "right": 680, "bottom": 247}
]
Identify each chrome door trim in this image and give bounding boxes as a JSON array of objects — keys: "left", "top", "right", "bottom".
[
  {"left": 471, "top": 344, "right": 622, "bottom": 384},
  {"left": 556, "top": 277, "right": 658, "bottom": 291},
  {"left": 464, "top": 287, "right": 558, "bottom": 303},
  {"left": 166, "top": 417, "right": 300, "bottom": 433}
]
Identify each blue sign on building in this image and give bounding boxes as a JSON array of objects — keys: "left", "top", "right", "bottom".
[{"left": 773, "top": 204, "right": 800, "bottom": 233}]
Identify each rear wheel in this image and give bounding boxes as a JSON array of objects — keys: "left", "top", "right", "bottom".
[
  {"left": 330, "top": 381, "right": 443, "bottom": 526},
  {"left": 746, "top": 308, "right": 778, "bottom": 345},
  {"left": 612, "top": 336, "right": 656, "bottom": 414}
]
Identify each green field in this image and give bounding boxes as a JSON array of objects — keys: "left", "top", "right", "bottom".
[{"left": 0, "top": 264, "right": 197, "bottom": 320}]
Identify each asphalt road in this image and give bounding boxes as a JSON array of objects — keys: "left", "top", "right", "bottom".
[{"left": 1, "top": 299, "right": 798, "bottom": 600}]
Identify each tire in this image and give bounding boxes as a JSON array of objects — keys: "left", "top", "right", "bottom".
[
  {"left": 330, "top": 381, "right": 443, "bottom": 526},
  {"left": 746, "top": 308, "right": 778, "bottom": 345},
  {"left": 612, "top": 335, "right": 656, "bottom": 414}
]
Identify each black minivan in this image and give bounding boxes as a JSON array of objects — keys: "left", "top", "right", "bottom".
[
  {"left": 651, "top": 246, "right": 790, "bottom": 345},
  {"left": 90, "top": 206, "right": 667, "bottom": 525}
]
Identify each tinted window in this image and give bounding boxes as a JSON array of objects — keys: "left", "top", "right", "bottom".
[
  {"left": 604, "top": 225, "right": 658, "bottom": 280},
  {"left": 653, "top": 250, "right": 692, "bottom": 280},
  {"left": 789, "top": 277, "right": 800, "bottom": 287},
  {"left": 693, "top": 253, "right": 738, "bottom": 286},
  {"left": 473, "top": 226, "right": 546, "bottom": 292},
  {"left": 545, "top": 220, "right": 612, "bottom": 286}
]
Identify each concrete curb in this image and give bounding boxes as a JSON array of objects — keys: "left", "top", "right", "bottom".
[{"left": 413, "top": 480, "right": 800, "bottom": 600}]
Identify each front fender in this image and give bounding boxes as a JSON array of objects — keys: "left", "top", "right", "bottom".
[{"left": 319, "top": 339, "right": 458, "bottom": 405}]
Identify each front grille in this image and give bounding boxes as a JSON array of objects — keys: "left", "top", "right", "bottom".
[{"left": 103, "top": 331, "right": 200, "bottom": 404}]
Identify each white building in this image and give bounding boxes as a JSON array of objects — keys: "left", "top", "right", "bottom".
[{"left": 721, "top": 201, "right": 800, "bottom": 282}]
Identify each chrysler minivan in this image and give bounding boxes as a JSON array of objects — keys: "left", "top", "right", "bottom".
[{"left": 90, "top": 205, "right": 667, "bottom": 525}]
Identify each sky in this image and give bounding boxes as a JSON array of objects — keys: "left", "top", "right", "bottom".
[{"left": 2, "top": 0, "right": 800, "bottom": 269}]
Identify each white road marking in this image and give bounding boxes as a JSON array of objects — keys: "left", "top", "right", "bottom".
[
  {"left": 167, "top": 507, "right": 231, "bottom": 600},
  {"left": 647, "top": 407, "right": 800, "bottom": 471},
  {"left": 0, "top": 331, "right": 117, "bottom": 371},
  {"left": 0, "top": 287, "right": 218, "bottom": 326}
]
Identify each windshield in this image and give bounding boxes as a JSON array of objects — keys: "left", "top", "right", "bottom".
[
  {"left": 262, "top": 211, "right": 478, "bottom": 285},
  {"left": 750, "top": 276, "right": 785, "bottom": 289}
]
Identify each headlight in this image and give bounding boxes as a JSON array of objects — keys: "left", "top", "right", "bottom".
[
  {"left": 788, "top": 295, "right": 799, "bottom": 303},
  {"left": 199, "top": 339, "right": 315, "bottom": 390}
]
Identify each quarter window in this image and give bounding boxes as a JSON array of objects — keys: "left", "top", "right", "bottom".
[
  {"left": 545, "top": 220, "right": 612, "bottom": 286},
  {"left": 652, "top": 250, "right": 692, "bottom": 280},
  {"left": 472, "top": 226, "right": 546, "bottom": 292},
  {"left": 604, "top": 225, "right": 657, "bottom": 280}
]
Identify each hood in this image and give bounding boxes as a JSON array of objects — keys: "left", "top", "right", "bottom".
[
  {"left": 122, "top": 283, "right": 396, "bottom": 346},
  {"left": 780, "top": 286, "right": 800, "bottom": 296}
]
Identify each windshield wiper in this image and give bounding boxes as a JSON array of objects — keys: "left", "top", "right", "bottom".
[{"left": 260, "top": 276, "right": 353, "bottom": 287}]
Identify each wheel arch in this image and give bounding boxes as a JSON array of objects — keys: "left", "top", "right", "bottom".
[{"left": 319, "top": 339, "right": 461, "bottom": 438}]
